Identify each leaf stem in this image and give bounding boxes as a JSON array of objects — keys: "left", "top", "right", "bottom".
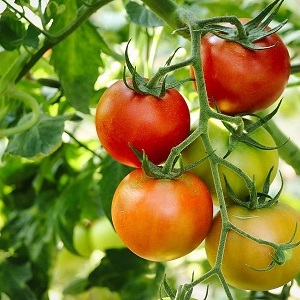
[{"left": 64, "top": 130, "right": 103, "bottom": 159}]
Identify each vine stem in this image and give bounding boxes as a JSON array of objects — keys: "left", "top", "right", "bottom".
[
  {"left": 0, "top": 51, "right": 30, "bottom": 95},
  {"left": 262, "top": 118, "right": 300, "bottom": 175}
]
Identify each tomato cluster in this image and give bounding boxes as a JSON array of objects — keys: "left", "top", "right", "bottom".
[
  {"left": 95, "top": 78, "right": 213, "bottom": 262},
  {"left": 94, "top": 15, "right": 300, "bottom": 294}
]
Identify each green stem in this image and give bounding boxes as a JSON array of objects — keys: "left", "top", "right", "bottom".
[
  {"left": 65, "top": 130, "right": 103, "bottom": 159},
  {"left": 162, "top": 127, "right": 203, "bottom": 174},
  {"left": 146, "top": 57, "right": 193, "bottom": 88},
  {"left": 291, "top": 63, "right": 300, "bottom": 74},
  {"left": 0, "top": 89, "right": 41, "bottom": 138},
  {"left": 0, "top": 51, "right": 31, "bottom": 94},
  {"left": 264, "top": 119, "right": 300, "bottom": 175},
  {"left": 140, "top": 0, "right": 185, "bottom": 33},
  {"left": 197, "top": 15, "right": 247, "bottom": 39}
]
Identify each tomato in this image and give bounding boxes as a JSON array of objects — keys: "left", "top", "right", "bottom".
[
  {"left": 182, "top": 119, "right": 279, "bottom": 204},
  {"left": 190, "top": 19, "right": 290, "bottom": 115},
  {"left": 89, "top": 217, "right": 125, "bottom": 252},
  {"left": 95, "top": 79, "right": 190, "bottom": 168},
  {"left": 205, "top": 202, "right": 300, "bottom": 291},
  {"left": 111, "top": 169, "right": 213, "bottom": 262},
  {"left": 73, "top": 222, "right": 93, "bottom": 257}
]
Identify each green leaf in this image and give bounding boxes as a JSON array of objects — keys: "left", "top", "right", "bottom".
[
  {"left": 0, "top": 189, "right": 59, "bottom": 299},
  {"left": 0, "top": 259, "right": 36, "bottom": 300},
  {"left": 5, "top": 113, "right": 67, "bottom": 159},
  {"left": 23, "top": 24, "right": 40, "bottom": 49},
  {"left": 0, "top": 9, "right": 26, "bottom": 50},
  {"left": 55, "top": 168, "right": 97, "bottom": 254},
  {"left": 87, "top": 248, "right": 165, "bottom": 299},
  {"left": 98, "top": 155, "right": 132, "bottom": 222},
  {"left": 125, "top": 1, "right": 164, "bottom": 27},
  {"left": 50, "top": 0, "right": 104, "bottom": 113}
]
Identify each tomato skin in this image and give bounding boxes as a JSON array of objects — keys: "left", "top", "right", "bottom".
[
  {"left": 95, "top": 79, "right": 190, "bottom": 168},
  {"left": 111, "top": 169, "right": 213, "bottom": 262},
  {"left": 191, "top": 19, "right": 290, "bottom": 115},
  {"left": 182, "top": 119, "right": 279, "bottom": 204},
  {"left": 205, "top": 202, "right": 300, "bottom": 291}
]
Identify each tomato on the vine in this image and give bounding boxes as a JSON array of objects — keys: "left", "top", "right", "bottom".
[
  {"left": 190, "top": 19, "right": 290, "bottom": 115},
  {"left": 95, "top": 78, "right": 190, "bottom": 168},
  {"left": 73, "top": 222, "right": 93, "bottom": 257},
  {"left": 182, "top": 118, "right": 279, "bottom": 204},
  {"left": 89, "top": 217, "right": 125, "bottom": 252},
  {"left": 205, "top": 202, "right": 300, "bottom": 291},
  {"left": 111, "top": 169, "right": 213, "bottom": 262}
]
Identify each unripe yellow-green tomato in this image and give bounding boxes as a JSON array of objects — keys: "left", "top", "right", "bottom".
[
  {"left": 89, "top": 217, "right": 125, "bottom": 251},
  {"left": 182, "top": 118, "right": 279, "bottom": 205},
  {"left": 73, "top": 222, "right": 93, "bottom": 257}
]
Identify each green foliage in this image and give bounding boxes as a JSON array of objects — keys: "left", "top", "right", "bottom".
[
  {"left": 0, "top": 0, "right": 299, "bottom": 299},
  {"left": 0, "top": 9, "right": 26, "bottom": 50},
  {"left": 126, "top": 1, "right": 165, "bottom": 27},
  {"left": 98, "top": 155, "right": 132, "bottom": 221},
  {"left": 63, "top": 249, "right": 165, "bottom": 299},
  {"left": 5, "top": 114, "right": 67, "bottom": 159},
  {"left": 50, "top": 0, "right": 104, "bottom": 113}
]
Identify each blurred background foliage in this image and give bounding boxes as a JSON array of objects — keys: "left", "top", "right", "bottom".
[{"left": 0, "top": 0, "right": 299, "bottom": 299}]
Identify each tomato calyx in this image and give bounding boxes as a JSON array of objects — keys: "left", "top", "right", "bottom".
[
  {"left": 130, "top": 143, "right": 211, "bottom": 180},
  {"left": 123, "top": 41, "right": 192, "bottom": 98},
  {"left": 222, "top": 102, "right": 283, "bottom": 159},
  {"left": 220, "top": 103, "right": 287, "bottom": 209},
  {"left": 199, "top": 0, "right": 287, "bottom": 50},
  {"left": 247, "top": 223, "right": 300, "bottom": 272},
  {"left": 225, "top": 166, "right": 283, "bottom": 210},
  {"left": 130, "top": 143, "right": 183, "bottom": 179}
]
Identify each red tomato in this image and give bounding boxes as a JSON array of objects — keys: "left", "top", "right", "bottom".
[
  {"left": 191, "top": 19, "right": 290, "bottom": 115},
  {"left": 111, "top": 169, "right": 213, "bottom": 262},
  {"left": 205, "top": 202, "right": 300, "bottom": 291},
  {"left": 95, "top": 79, "right": 190, "bottom": 167}
]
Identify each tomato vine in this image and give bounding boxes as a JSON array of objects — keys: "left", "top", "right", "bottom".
[{"left": 118, "top": 0, "right": 300, "bottom": 298}]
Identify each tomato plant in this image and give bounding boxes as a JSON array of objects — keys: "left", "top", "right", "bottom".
[
  {"left": 1, "top": 0, "right": 300, "bottom": 299},
  {"left": 89, "top": 217, "right": 125, "bottom": 252},
  {"left": 182, "top": 118, "right": 279, "bottom": 204},
  {"left": 205, "top": 202, "right": 300, "bottom": 291},
  {"left": 95, "top": 78, "right": 190, "bottom": 168},
  {"left": 190, "top": 19, "right": 291, "bottom": 115},
  {"left": 111, "top": 169, "right": 213, "bottom": 262}
]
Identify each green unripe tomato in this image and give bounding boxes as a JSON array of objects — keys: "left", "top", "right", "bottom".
[
  {"left": 89, "top": 217, "right": 125, "bottom": 252},
  {"left": 73, "top": 222, "right": 93, "bottom": 257},
  {"left": 182, "top": 118, "right": 279, "bottom": 204}
]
